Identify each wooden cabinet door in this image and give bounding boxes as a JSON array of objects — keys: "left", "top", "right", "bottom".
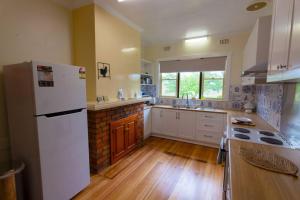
[
  {"left": 110, "top": 120, "right": 127, "bottom": 163},
  {"left": 268, "top": 0, "right": 294, "bottom": 74},
  {"left": 289, "top": 0, "right": 300, "bottom": 70},
  {"left": 177, "top": 110, "right": 196, "bottom": 140},
  {"left": 126, "top": 116, "right": 138, "bottom": 152}
]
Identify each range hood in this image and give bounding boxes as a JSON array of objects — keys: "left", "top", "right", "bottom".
[
  {"left": 241, "top": 65, "right": 267, "bottom": 86},
  {"left": 242, "top": 15, "right": 271, "bottom": 85}
]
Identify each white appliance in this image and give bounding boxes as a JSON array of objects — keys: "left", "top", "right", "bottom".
[{"left": 4, "top": 61, "right": 90, "bottom": 200}]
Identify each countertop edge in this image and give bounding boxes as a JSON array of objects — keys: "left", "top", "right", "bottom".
[{"left": 87, "top": 98, "right": 152, "bottom": 111}]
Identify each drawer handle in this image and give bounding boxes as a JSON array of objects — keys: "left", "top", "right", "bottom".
[
  {"left": 204, "top": 115, "right": 213, "bottom": 118},
  {"left": 204, "top": 124, "right": 213, "bottom": 127},
  {"left": 204, "top": 134, "right": 213, "bottom": 138}
]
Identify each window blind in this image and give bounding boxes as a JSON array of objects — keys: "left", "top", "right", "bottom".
[{"left": 160, "top": 56, "right": 227, "bottom": 73}]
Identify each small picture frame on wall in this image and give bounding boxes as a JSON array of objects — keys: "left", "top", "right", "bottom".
[{"left": 97, "top": 62, "right": 111, "bottom": 79}]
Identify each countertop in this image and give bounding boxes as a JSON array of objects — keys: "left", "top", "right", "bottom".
[
  {"left": 229, "top": 140, "right": 300, "bottom": 200},
  {"left": 226, "top": 112, "right": 299, "bottom": 200},
  {"left": 87, "top": 97, "right": 152, "bottom": 111}
]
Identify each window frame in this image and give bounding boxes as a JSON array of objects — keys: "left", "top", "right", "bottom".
[
  {"left": 160, "top": 72, "right": 179, "bottom": 98},
  {"left": 160, "top": 71, "right": 225, "bottom": 100},
  {"left": 201, "top": 71, "right": 225, "bottom": 100}
]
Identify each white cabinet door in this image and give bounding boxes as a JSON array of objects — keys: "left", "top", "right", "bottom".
[
  {"left": 289, "top": 0, "right": 300, "bottom": 70},
  {"left": 268, "top": 0, "right": 294, "bottom": 74},
  {"left": 151, "top": 108, "right": 163, "bottom": 134},
  {"left": 161, "top": 109, "right": 178, "bottom": 137},
  {"left": 144, "top": 108, "right": 152, "bottom": 139},
  {"left": 177, "top": 110, "right": 196, "bottom": 140}
]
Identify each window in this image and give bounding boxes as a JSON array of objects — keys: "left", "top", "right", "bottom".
[
  {"left": 179, "top": 72, "right": 200, "bottom": 99},
  {"left": 161, "top": 73, "right": 178, "bottom": 97},
  {"left": 160, "top": 71, "right": 224, "bottom": 99},
  {"left": 202, "top": 71, "right": 224, "bottom": 99}
]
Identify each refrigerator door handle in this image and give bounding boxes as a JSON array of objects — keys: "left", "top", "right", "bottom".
[{"left": 38, "top": 108, "right": 85, "bottom": 118}]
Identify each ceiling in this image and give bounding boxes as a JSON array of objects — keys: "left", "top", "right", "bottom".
[{"left": 55, "top": 0, "right": 273, "bottom": 46}]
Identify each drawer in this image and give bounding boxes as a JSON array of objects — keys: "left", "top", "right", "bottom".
[
  {"left": 195, "top": 131, "right": 222, "bottom": 144},
  {"left": 196, "top": 120, "right": 224, "bottom": 132},
  {"left": 196, "top": 112, "right": 226, "bottom": 123}
]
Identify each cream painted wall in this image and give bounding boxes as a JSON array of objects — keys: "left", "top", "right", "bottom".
[
  {"left": 143, "top": 32, "right": 249, "bottom": 89},
  {"left": 94, "top": 5, "right": 141, "bottom": 100},
  {"left": 0, "top": 0, "right": 73, "bottom": 168},
  {"left": 73, "top": 4, "right": 97, "bottom": 102}
]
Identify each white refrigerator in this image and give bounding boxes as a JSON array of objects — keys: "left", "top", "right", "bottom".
[{"left": 4, "top": 61, "right": 90, "bottom": 200}]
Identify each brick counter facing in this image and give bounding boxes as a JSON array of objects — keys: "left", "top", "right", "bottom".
[{"left": 87, "top": 103, "right": 144, "bottom": 173}]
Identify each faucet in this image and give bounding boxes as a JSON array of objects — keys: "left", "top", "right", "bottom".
[{"left": 182, "top": 93, "right": 190, "bottom": 108}]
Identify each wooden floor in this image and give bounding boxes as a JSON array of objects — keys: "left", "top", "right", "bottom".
[{"left": 74, "top": 137, "right": 224, "bottom": 200}]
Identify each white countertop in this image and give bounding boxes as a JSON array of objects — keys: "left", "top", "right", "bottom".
[{"left": 87, "top": 97, "right": 152, "bottom": 111}]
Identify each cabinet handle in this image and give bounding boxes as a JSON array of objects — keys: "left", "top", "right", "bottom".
[
  {"left": 204, "top": 115, "right": 213, "bottom": 118},
  {"left": 204, "top": 134, "right": 213, "bottom": 138},
  {"left": 178, "top": 112, "right": 180, "bottom": 119},
  {"left": 204, "top": 124, "right": 213, "bottom": 127},
  {"left": 176, "top": 112, "right": 178, "bottom": 119}
]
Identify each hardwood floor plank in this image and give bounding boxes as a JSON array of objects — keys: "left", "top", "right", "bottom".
[{"left": 73, "top": 137, "right": 224, "bottom": 200}]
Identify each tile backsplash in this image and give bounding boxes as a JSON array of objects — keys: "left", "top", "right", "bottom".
[
  {"left": 141, "top": 85, "right": 156, "bottom": 97},
  {"left": 158, "top": 84, "right": 256, "bottom": 111},
  {"left": 256, "top": 84, "right": 284, "bottom": 131}
]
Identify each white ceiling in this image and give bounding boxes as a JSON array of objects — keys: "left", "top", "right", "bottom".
[{"left": 55, "top": 0, "right": 273, "bottom": 46}]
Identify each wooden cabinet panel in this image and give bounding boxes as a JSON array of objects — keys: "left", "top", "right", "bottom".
[
  {"left": 111, "top": 120, "right": 127, "bottom": 163},
  {"left": 110, "top": 114, "right": 138, "bottom": 164},
  {"left": 126, "top": 120, "right": 137, "bottom": 151}
]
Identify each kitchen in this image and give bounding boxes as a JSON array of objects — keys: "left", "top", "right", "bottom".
[{"left": 0, "top": 0, "right": 300, "bottom": 200}]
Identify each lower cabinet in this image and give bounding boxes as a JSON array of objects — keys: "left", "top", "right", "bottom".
[
  {"left": 110, "top": 114, "right": 138, "bottom": 164},
  {"left": 151, "top": 108, "right": 196, "bottom": 140},
  {"left": 152, "top": 107, "right": 226, "bottom": 146},
  {"left": 177, "top": 110, "right": 196, "bottom": 140}
]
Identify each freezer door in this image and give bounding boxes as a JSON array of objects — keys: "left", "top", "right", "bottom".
[
  {"left": 36, "top": 109, "right": 90, "bottom": 200},
  {"left": 32, "top": 61, "right": 87, "bottom": 115}
]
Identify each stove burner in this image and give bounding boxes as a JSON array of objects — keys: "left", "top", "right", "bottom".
[
  {"left": 259, "top": 131, "right": 275, "bottom": 137},
  {"left": 234, "top": 134, "right": 250, "bottom": 140},
  {"left": 260, "top": 137, "right": 283, "bottom": 145},
  {"left": 233, "top": 128, "right": 251, "bottom": 134}
]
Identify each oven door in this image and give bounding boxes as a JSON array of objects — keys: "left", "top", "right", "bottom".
[
  {"left": 217, "top": 137, "right": 227, "bottom": 164},
  {"left": 222, "top": 138, "right": 231, "bottom": 200}
]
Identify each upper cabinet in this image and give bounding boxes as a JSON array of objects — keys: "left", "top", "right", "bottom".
[
  {"left": 289, "top": 0, "right": 300, "bottom": 70},
  {"left": 243, "top": 15, "right": 272, "bottom": 72},
  {"left": 268, "top": 0, "right": 300, "bottom": 82}
]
